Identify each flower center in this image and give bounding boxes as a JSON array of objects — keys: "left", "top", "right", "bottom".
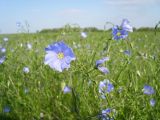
[
  {"left": 116, "top": 32, "right": 121, "bottom": 36},
  {"left": 57, "top": 52, "right": 64, "bottom": 59}
]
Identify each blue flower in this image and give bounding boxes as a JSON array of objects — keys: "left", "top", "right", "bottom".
[
  {"left": 99, "top": 80, "right": 114, "bottom": 99},
  {"left": 150, "top": 99, "right": 155, "bottom": 107},
  {"left": 112, "top": 19, "right": 132, "bottom": 40},
  {"left": 3, "top": 37, "right": 8, "bottom": 42},
  {"left": 81, "top": 32, "right": 87, "bottom": 38},
  {"left": 44, "top": 41, "right": 76, "bottom": 72},
  {"left": 0, "top": 56, "right": 6, "bottom": 64},
  {"left": 101, "top": 108, "right": 113, "bottom": 120},
  {"left": 27, "top": 43, "right": 32, "bottom": 50},
  {"left": 16, "top": 22, "right": 21, "bottom": 27},
  {"left": 143, "top": 85, "right": 154, "bottom": 95},
  {"left": 96, "top": 57, "right": 109, "bottom": 74},
  {"left": 124, "top": 50, "right": 131, "bottom": 56},
  {"left": 1, "top": 48, "right": 6, "bottom": 53},
  {"left": 107, "top": 83, "right": 114, "bottom": 93},
  {"left": 63, "top": 86, "right": 71, "bottom": 94},
  {"left": 3, "top": 106, "right": 10, "bottom": 113},
  {"left": 23, "top": 67, "right": 29, "bottom": 73},
  {"left": 112, "top": 26, "right": 128, "bottom": 40},
  {"left": 102, "top": 108, "right": 111, "bottom": 115},
  {"left": 121, "top": 19, "right": 133, "bottom": 32}
]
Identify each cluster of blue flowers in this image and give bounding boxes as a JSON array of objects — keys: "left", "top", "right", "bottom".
[{"left": 143, "top": 85, "right": 156, "bottom": 107}]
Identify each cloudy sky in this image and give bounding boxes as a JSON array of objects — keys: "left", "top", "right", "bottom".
[{"left": 0, "top": 0, "right": 160, "bottom": 34}]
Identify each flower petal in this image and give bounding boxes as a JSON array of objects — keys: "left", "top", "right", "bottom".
[
  {"left": 98, "top": 66, "right": 109, "bottom": 74},
  {"left": 96, "top": 57, "right": 109, "bottom": 67}
]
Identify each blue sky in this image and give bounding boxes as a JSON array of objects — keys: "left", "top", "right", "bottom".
[{"left": 0, "top": 0, "right": 160, "bottom": 34}]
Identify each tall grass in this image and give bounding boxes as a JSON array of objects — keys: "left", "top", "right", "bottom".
[{"left": 0, "top": 30, "right": 160, "bottom": 120}]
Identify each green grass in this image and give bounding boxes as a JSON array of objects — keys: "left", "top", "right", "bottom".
[{"left": 0, "top": 30, "right": 160, "bottom": 120}]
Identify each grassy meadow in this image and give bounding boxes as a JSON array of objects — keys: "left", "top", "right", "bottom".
[{"left": 0, "top": 29, "right": 160, "bottom": 120}]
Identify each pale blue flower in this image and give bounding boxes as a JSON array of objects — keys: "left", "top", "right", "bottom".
[
  {"left": 150, "top": 99, "right": 156, "bottom": 107},
  {"left": 3, "top": 106, "right": 10, "bottom": 113},
  {"left": 3, "top": 37, "right": 8, "bottom": 42},
  {"left": 0, "top": 56, "right": 5, "bottom": 64},
  {"left": 16, "top": 22, "right": 21, "bottom": 27},
  {"left": 107, "top": 83, "right": 114, "bottom": 93},
  {"left": 96, "top": 57, "right": 109, "bottom": 66},
  {"left": 121, "top": 19, "right": 133, "bottom": 32},
  {"left": 102, "top": 108, "right": 111, "bottom": 115},
  {"left": 143, "top": 85, "right": 154, "bottom": 95},
  {"left": 99, "top": 79, "right": 114, "bottom": 99},
  {"left": 112, "top": 26, "right": 128, "bottom": 40},
  {"left": 63, "top": 86, "right": 71, "bottom": 94},
  {"left": 1, "top": 48, "right": 6, "bottom": 53},
  {"left": 98, "top": 66, "right": 109, "bottom": 74},
  {"left": 23, "top": 67, "right": 29, "bottom": 73},
  {"left": 124, "top": 50, "right": 131, "bottom": 56},
  {"left": 96, "top": 57, "right": 109, "bottom": 74},
  {"left": 44, "top": 41, "right": 76, "bottom": 72},
  {"left": 27, "top": 43, "right": 32, "bottom": 50},
  {"left": 112, "top": 19, "right": 132, "bottom": 40},
  {"left": 101, "top": 108, "right": 113, "bottom": 120},
  {"left": 81, "top": 32, "right": 87, "bottom": 38}
]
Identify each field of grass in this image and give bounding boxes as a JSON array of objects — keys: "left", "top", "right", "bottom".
[{"left": 0, "top": 30, "right": 160, "bottom": 120}]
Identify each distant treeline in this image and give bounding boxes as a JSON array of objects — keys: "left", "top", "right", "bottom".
[{"left": 39, "top": 26, "right": 160, "bottom": 33}]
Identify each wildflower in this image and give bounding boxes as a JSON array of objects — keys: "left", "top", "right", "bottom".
[
  {"left": 23, "top": 67, "right": 29, "bottom": 73},
  {"left": 3, "top": 37, "right": 8, "bottom": 42},
  {"left": 99, "top": 79, "right": 114, "bottom": 99},
  {"left": 150, "top": 99, "right": 156, "bottom": 107},
  {"left": 96, "top": 57, "right": 109, "bottom": 74},
  {"left": 112, "top": 26, "right": 128, "bottom": 40},
  {"left": 0, "top": 56, "right": 6, "bottom": 64},
  {"left": 124, "top": 50, "right": 131, "bottom": 56},
  {"left": 102, "top": 108, "right": 111, "bottom": 115},
  {"left": 16, "top": 22, "right": 21, "bottom": 27},
  {"left": 112, "top": 19, "right": 132, "bottom": 40},
  {"left": 121, "top": 19, "right": 133, "bottom": 32},
  {"left": 81, "top": 32, "right": 87, "bottom": 38},
  {"left": 27, "top": 43, "right": 32, "bottom": 50},
  {"left": 3, "top": 106, "right": 10, "bottom": 113},
  {"left": 1, "top": 48, "right": 6, "bottom": 53},
  {"left": 101, "top": 108, "right": 113, "bottom": 120},
  {"left": 63, "top": 86, "right": 71, "bottom": 94},
  {"left": 107, "top": 82, "right": 114, "bottom": 93},
  {"left": 44, "top": 41, "right": 76, "bottom": 72},
  {"left": 143, "top": 85, "right": 154, "bottom": 95}
]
